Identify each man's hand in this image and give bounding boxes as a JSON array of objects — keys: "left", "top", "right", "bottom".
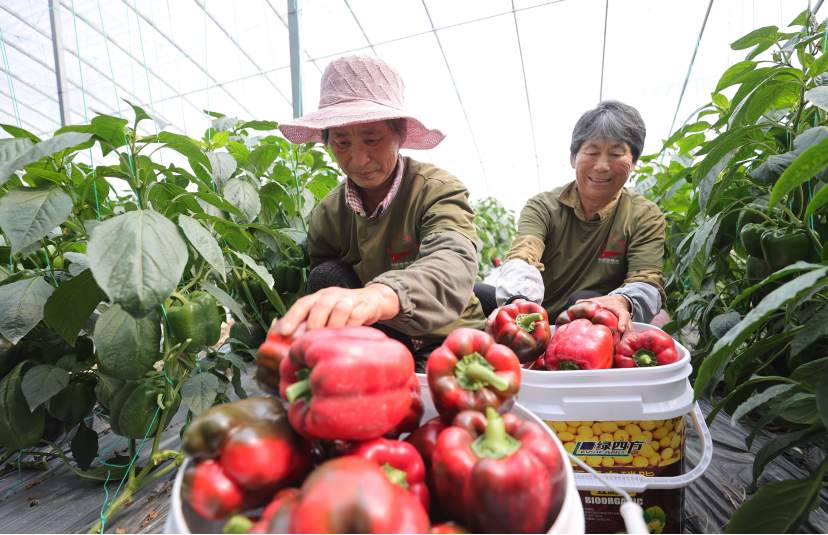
[
  {"left": 274, "top": 283, "right": 401, "bottom": 337},
  {"left": 577, "top": 294, "right": 633, "bottom": 333}
]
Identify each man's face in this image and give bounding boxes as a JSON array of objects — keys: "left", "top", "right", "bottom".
[
  {"left": 570, "top": 137, "right": 635, "bottom": 209},
  {"left": 328, "top": 121, "right": 401, "bottom": 192}
]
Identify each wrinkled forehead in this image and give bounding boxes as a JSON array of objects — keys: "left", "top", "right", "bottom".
[
  {"left": 578, "top": 137, "right": 631, "bottom": 152},
  {"left": 329, "top": 121, "right": 392, "bottom": 138}
]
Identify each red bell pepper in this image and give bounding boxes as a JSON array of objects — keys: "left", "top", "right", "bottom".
[
  {"left": 615, "top": 328, "right": 679, "bottom": 367},
  {"left": 556, "top": 301, "right": 619, "bottom": 343},
  {"left": 385, "top": 374, "right": 424, "bottom": 438},
  {"left": 426, "top": 328, "right": 521, "bottom": 422},
  {"left": 288, "top": 456, "right": 430, "bottom": 533},
  {"left": 254, "top": 324, "right": 304, "bottom": 395},
  {"left": 181, "top": 397, "right": 311, "bottom": 519},
  {"left": 545, "top": 318, "right": 614, "bottom": 370},
  {"left": 431, "top": 522, "right": 468, "bottom": 533},
  {"left": 279, "top": 326, "right": 416, "bottom": 441},
  {"left": 350, "top": 437, "right": 430, "bottom": 512},
  {"left": 406, "top": 415, "right": 449, "bottom": 511},
  {"left": 487, "top": 299, "right": 551, "bottom": 363},
  {"left": 249, "top": 488, "right": 300, "bottom": 534},
  {"left": 432, "top": 408, "right": 566, "bottom": 533}
]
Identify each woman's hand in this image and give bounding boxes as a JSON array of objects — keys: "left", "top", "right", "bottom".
[
  {"left": 576, "top": 294, "right": 633, "bottom": 333},
  {"left": 273, "top": 283, "right": 401, "bottom": 337}
]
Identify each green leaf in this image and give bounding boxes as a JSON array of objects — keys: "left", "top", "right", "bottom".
[
  {"left": 21, "top": 364, "right": 69, "bottom": 412},
  {"left": 753, "top": 425, "right": 821, "bottom": 483},
  {"left": 806, "top": 51, "right": 828, "bottom": 78},
  {"left": 88, "top": 210, "right": 188, "bottom": 317},
  {"left": 240, "top": 120, "right": 279, "bottom": 131},
  {"left": 730, "top": 384, "right": 796, "bottom": 425},
  {"left": 805, "top": 181, "right": 828, "bottom": 218},
  {"left": 223, "top": 177, "right": 261, "bottom": 223},
  {"left": 0, "top": 187, "right": 73, "bottom": 253},
  {"left": 731, "top": 261, "right": 822, "bottom": 307},
  {"left": 769, "top": 136, "right": 828, "bottom": 210},
  {"left": 731, "top": 26, "right": 779, "bottom": 50},
  {"left": 156, "top": 131, "right": 211, "bottom": 181},
  {"left": 201, "top": 282, "right": 251, "bottom": 329},
  {"left": 71, "top": 421, "right": 98, "bottom": 469},
  {"left": 182, "top": 372, "right": 219, "bottom": 415},
  {"left": 779, "top": 393, "right": 819, "bottom": 424},
  {"left": 709, "top": 311, "right": 741, "bottom": 339},
  {"left": 805, "top": 86, "right": 828, "bottom": 112},
  {"left": 0, "top": 277, "right": 55, "bottom": 344},
  {"left": 790, "top": 304, "right": 828, "bottom": 356},
  {"left": 725, "top": 458, "right": 828, "bottom": 533},
  {"left": 124, "top": 99, "right": 151, "bottom": 125},
  {"left": 816, "top": 373, "right": 828, "bottom": 430},
  {"left": 715, "top": 60, "right": 758, "bottom": 91},
  {"left": 0, "top": 132, "right": 93, "bottom": 185},
  {"left": 195, "top": 190, "right": 243, "bottom": 217},
  {"left": 248, "top": 145, "right": 280, "bottom": 176},
  {"left": 233, "top": 251, "right": 274, "bottom": 288},
  {"left": 43, "top": 269, "right": 106, "bottom": 344},
  {"left": 789, "top": 9, "right": 810, "bottom": 27},
  {"left": 64, "top": 252, "right": 90, "bottom": 276},
  {"left": 791, "top": 357, "right": 828, "bottom": 386},
  {"left": 178, "top": 215, "right": 226, "bottom": 282},
  {"left": 94, "top": 304, "right": 160, "bottom": 380},
  {"left": 730, "top": 79, "right": 800, "bottom": 127},
  {"left": 218, "top": 351, "right": 247, "bottom": 372},
  {"left": 90, "top": 114, "right": 128, "bottom": 147},
  {"left": 206, "top": 151, "right": 237, "bottom": 187},
  {"left": 0, "top": 138, "right": 34, "bottom": 165},
  {"left": 1, "top": 124, "right": 40, "bottom": 142},
  {"left": 695, "top": 266, "right": 828, "bottom": 396}
]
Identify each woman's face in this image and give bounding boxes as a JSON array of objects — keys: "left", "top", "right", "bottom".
[
  {"left": 328, "top": 121, "right": 401, "bottom": 192},
  {"left": 570, "top": 137, "right": 635, "bottom": 209}
]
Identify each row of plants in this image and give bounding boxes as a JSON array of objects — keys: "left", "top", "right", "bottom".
[
  {"left": 633, "top": 8, "right": 828, "bottom": 533},
  {"left": 0, "top": 104, "right": 338, "bottom": 530}
]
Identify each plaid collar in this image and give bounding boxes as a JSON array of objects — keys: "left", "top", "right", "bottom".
[
  {"left": 558, "top": 181, "right": 624, "bottom": 221},
  {"left": 345, "top": 155, "right": 406, "bottom": 218}
]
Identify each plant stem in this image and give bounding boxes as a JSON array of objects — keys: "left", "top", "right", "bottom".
[{"left": 87, "top": 483, "right": 136, "bottom": 534}]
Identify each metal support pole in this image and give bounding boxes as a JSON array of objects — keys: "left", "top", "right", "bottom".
[
  {"left": 287, "top": 0, "right": 303, "bottom": 118},
  {"left": 48, "top": 0, "right": 71, "bottom": 126}
]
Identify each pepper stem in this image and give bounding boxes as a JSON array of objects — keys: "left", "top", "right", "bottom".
[
  {"left": 515, "top": 312, "right": 543, "bottom": 332},
  {"left": 455, "top": 353, "right": 509, "bottom": 391},
  {"left": 285, "top": 377, "right": 311, "bottom": 402},
  {"left": 381, "top": 463, "right": 409, "bottom": 488},
  {"left": 470, "top": 407, "right": 522, "bottom": 459},
  {"left": 632, "top": 349, "right": 658, "bottom": 367},
  {"left": 222, "top": 515, "right": 254, "bottom": 534},
  {"left": 559, "top": 360, "right": 582, "bottom": 371}
]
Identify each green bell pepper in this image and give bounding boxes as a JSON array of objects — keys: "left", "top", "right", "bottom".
[
  {"left": 760, "top": 228, "right": 819, "bottom": 271},
  {"left": 167, "top": 291, "right": 222, "bottom": 351},
  {"left": 739, "top": 223, "right": 767, "bottom": 258}
]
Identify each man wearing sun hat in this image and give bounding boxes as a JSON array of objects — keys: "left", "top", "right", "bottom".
[{"left": 272, "top": 55, "right": 485, "bottom": 365}]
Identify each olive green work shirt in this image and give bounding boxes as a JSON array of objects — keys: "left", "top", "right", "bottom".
[
  {"left": 505, "top": 181, "right": 666, "bottom": 318},
  {"left": 307, "top": 157, "right": 486, "bottom": 341}
]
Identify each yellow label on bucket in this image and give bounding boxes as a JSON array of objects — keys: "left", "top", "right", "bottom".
[{"left": 545, "top": 416, "right": 685, "bottom": 471}]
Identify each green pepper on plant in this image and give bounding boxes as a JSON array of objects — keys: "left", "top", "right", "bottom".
[
  {"left": 166, "top": 291, "right": 223, "bottom": 351},
  {"left": 760, "top": 227, "right": 820, "bottom": 271}
]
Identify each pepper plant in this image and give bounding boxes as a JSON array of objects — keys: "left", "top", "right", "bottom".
[
  {"left": 0, "top": 104, "right": 336, "bottom": 531},
  {"left": 633, "top": 9, "right": 828, "bottom": 532},
  {"left": 472, "top": 196, "right": 516, "bottom": 278}
]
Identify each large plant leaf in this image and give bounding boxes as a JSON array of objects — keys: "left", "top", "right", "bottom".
[
  {"left": 725, "top": 457, "right": 828, "bottom": 533},
  {"left": 1, "top": 124, "right": 40, "bottom": 142},
  {"left": 206, "top": 151, "right": 237, "bottom": 187},
  {"left": 790, "top": 304, "right": 828, "bottom": 356},
  {"left": 709, "top": 311, "right": 741, "bottom": 339},
  {"left": 779, "top": 393, "right": 819, "bottom": 425},
  {"left": 248, "top": 145, "right": 280, "bottom": 176},
  {"left": 64, "top": 252, "right": 90, "bottom": 276},
  {"left": 715, "top": 60, "right": 758, "bottom": 91},
  {"left": 43, "top": 269, "right": 106, "bottom": 344},
  {"left": 731, "top": 261, "right": 823, "bottom": 307},
  {"left": 792, "top": 357, "right": 828, "bottom": 386},
  {"left": 201, "top": 282, "right": 251, "bottom": 329},
  {"left": 730, "top": 79, "right": 800, "bottom": 128},
  {"left": 0, "top": 138, "right": 34, "bottom": 165},
  {"left": 223, "top": 177, "right": 261, "bottom": 223},
  {"left": 195, "top": 191, "right": 243, "bottom": 217},
  {"left": 730, "top": 384, "right": 796, "bottom": 425},
  {"left": 71, "top": 421, "right": 98, "bottom": 469},
  {"left": 178, "top": 215, "right": 226, "bottom": 281},
  {"left": 156, "top": 131, "right": 209, "bottom": 170},
  {"left": 769, "top": 136, "right": 828, "bottom": 210},
  {"left": 805, "top": 86, "right": 828, "bottom": 112},
  {"left": 90, "top": 114, "right": 128, "bottom": 147},
  {"left": 94, "top": 304, "right": 161, "bottom": 380},
  {"left": 0, "top": 132, "right": 93, "bottom": 184},
  {"left": 0, "top": 187, "right": 73, "bottom": 252},
  {"left": 182, "top": 372, "right": 219, "bottom": 415},
  {"left": 676, "top": 214, "right": 720, "bottom": 281},
  {"left": 0, "top": 277, "right": 55, "bottom": 344},
  {"left": 88, "top": 210, "right": 188, "bottom": 317},
  {"left": 233, "top": 251, "right": 274, "bottom": 288},
  {"left": 804, "top": 181, "right": 828, "bottom": 219},
  {"left": 239, "top": 120, "right": 279, "bottom": 131},
  {"left": 816, "top": 373, "right": 828, "bottom": 430},
  {"left": 752, "top": 425, "right": 822, "bottom": 483},
  {"left": 695, "top": 266, "right": 828, "bottom": 396},
  {"left": 21, "top": 364, "right": 69, "bottom": 412},
  {"left": 731, "top": 25, "right": 779, "bottom": 50}
]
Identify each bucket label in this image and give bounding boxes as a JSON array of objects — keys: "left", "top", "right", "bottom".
[{"left": 545, "top": 416, "right": 686, "bottom": 533}]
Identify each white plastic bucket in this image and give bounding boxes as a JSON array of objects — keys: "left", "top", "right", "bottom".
[
  {"left": 519, "top": 322, "right": 713, "bottom": 533},
  {"left": 166, "top": 381, "right": 585, "bottom": 534}
]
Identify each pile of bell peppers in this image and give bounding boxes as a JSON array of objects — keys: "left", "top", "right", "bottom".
[{"left": 180, "top": 324, "right": 572, "bottom": 533}]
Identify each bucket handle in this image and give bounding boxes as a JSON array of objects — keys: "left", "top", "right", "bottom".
[{"left": 573, "top": 402, "right": 713, "bottom": 492}]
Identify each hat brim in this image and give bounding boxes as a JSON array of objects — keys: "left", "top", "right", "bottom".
[{"left": 279, "top": 100, "right": 445, "bottom": 150}]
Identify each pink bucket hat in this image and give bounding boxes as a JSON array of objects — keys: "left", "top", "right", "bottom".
[{"left": 279, "top": 55, "right": 445, "bottom": 149}]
